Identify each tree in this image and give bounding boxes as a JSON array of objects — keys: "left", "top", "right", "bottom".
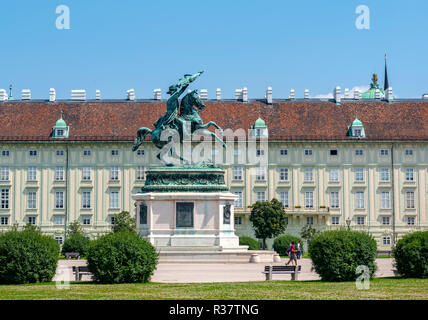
[
  {"left": 112, "top": 211, "right": 137, "bottom": 234},
  {"left": 249, "top": 198, "right": 287, "bottom": 250},
  {"left": 300, "top": 225, "right": 318, "bottom": 248},
  {"left": 67, "top": 220, "right": 84, "bottom": 238}
]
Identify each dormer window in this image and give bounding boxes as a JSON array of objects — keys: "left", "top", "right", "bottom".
[
  {"left": 353, "top": 128, "right": 362, "bottom": 137},
  {"left": 251, "top": 113, "right": 268, "bottom": 137},
  {"left": 348, "top": 113, "right": 366, "bottom": 139},
  {"left": 52, "top": 111, "right": 69, "bottom": 138},
  {"left": 56, "top": 129, "right": 65, "bottom": 137}
]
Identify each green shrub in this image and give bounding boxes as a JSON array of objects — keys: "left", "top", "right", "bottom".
[
  {"left": 61, "top": 234, "right": 91, "bottom": 257},
  {"left": 273, "top": 234, "right": 304, "bottom": 256},
  {"left": 87, "top": 232, "right": 158, "bottom": 284},
  {"left": 239, "top": 237, "right": 260, "bottom": 250},
  {"left": 393, "top": 231, "right": 428, "bottom": 278},
  {"left": 0, "top": 229, "right": 60, "bottom": 284},
  {"left": 308, "top": 230, "right": 377, "bottom": 282}
]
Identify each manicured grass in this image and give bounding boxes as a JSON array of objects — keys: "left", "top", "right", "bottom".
[{"left": 0, "top": 278, "right": 427, "bottom": 300}]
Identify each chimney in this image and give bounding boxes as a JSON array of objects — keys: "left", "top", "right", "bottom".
[
  {"left": 199, "top": 89, "right": 208, "bottom": 100},
  {"left": 0, "top": 89, "right": 7, "bottom": 102},
  {"left": 96, "top": 90, "right": 101, "bottom": 100},
  {"left": 422, "top": 94, "right": 428, "bottom": 100},
  {"left": 49, "top": 88, "right": 56, "bottom": 102},
  {"left": 266, "top": 87, "right": 272, "bottom": 104},
  {"left": 242, "top": 87, "right": 248, "bottom": 102},
  {"left": 216, "top": 88, "right": 221, "bottom": 101},
  {"left": 289, "top": 89, "right": 295, "bottom": 100},
  {"left": 385, "top": 87, "right": 394, "bottom": 103},
  {"left": 235, "top": 89, "right": 243, "bottom": 101},
  {"left": 304, "top": 89, "right": 309, "bottom": 99},
  {"left": 71, "top": 90, "right": 86, "bottom": 101},
  {"left": 153, "top": 89, "right": 161, "bottom": 100},
  {"left": 334, "top": 86, "right": 341, "bottom": 105},
  {"left": 21, "top": 89, "right": 31, "bottom": 100},
  {"left": 127, "top": 89, "right": 135, "bottom": 101},
  {"left": 344, "top": 88, "right": 350, "bottom": 99},
  {"left": 375, "top": 88, "right": 381, "bottom": 100},
  {"left": 354, "top": 88, "right": 361, "bottom": 100}
]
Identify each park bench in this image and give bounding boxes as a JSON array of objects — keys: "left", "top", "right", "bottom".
[
  {"left": 262, "top": 265, "right": 302, "bottom": 281},
  {"left": 72, "top": 266, "right": 92, "bottom": 281},
  {"left": 376, "top": 250, "right": 392, "bottom": 258},
  {"left": 65, "top": 252, "right": 80, "bottom": 260}
]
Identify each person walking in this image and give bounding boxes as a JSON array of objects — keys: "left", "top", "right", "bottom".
[
  {"left": 286, "top": 241, "right": 298, "bottom": 266},
  {"left": 297, "top": 241, "right": 302, "bottom": 259}
]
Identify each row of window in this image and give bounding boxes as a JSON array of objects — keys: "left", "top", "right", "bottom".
[
  {"left": 232, "top": 190, "right": 417, "bottom": 210},
  {"left": 0, "top": 149, "right": 146, "bottom": 157},
  {"left": 0, "top": 215, "right": 117, "bottom": 227},
  {"left": 0, "top": 166, "right": 146, "bottom": 182},
  {"left": 231, "top": 167, "right": 416, "bottom": 182}
]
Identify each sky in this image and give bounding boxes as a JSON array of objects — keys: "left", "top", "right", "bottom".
[{"left": 0, "top": 0, "right": 427, "bottom": 99}]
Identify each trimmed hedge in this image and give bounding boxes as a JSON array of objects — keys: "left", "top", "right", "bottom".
[
  {"left": 0, "top": 230, "right": 60, "bottom": 284},
  {"left": 61, "top": 234, "right": 91, "bottom": 257},
  {"left": 273, "top": 235, "right": 304, "bottom": 256},
  {"left": 239, "top": 237, "right": 260, "bottom": 250},
  {"left": 308, "top": 230, "right": 377, "bottom": 282},
  {"left": 87, "top": 232, "right": 158, "bottom": 284},
  {"left": 393, "top": 231, "right": 428, "bottom": 278}
]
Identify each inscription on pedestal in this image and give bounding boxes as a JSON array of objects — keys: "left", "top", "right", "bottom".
[{"left": 176, "top": 202, "right": 194, "bottom": 228}]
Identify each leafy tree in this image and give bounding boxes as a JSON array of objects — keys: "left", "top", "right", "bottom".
[
  {"left": 249, "top": 198, "right": 287, "bottom": 250},
  {"left": 300, "top": 225, "right": 318, "bottom": 247},
  {"left": 112, "top": 211, "right": 137, "bottom": 234},
  {"left": 22, "top": 223, "right": 42, "bottom": 234},
  {"left": 67, "top": 220, "right": 84, "bottom": 238}
]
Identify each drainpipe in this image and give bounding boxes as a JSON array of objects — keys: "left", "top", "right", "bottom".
[
  {"left": 64, "top": 145, "right": 69, "bottom": 241},
  {"left": 391, "top": 143, "right": 396, "bottom": 245}
]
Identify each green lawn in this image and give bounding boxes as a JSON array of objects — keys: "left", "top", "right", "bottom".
[{"left": 0, "top": 278, "right": 427, "bottom": 300}]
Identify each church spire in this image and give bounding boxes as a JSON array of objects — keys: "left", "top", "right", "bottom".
[{"left": 384, "top": 54, "right": 390, "bottom": 91}]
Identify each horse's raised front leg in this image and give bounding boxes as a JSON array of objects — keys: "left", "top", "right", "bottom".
[{"left": 197, "top": 121, "right": 223, "bottom": 135}]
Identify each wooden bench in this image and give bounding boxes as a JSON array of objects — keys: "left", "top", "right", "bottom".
[
  {"left": 72, "top": 266, "right": 92, "bottom": 281},
  {"left": 262, "top": 265, "right": 302, "bottom": 281},
  {"left": 65, "top": 252, "right": 80, "bottom": 260},
  {"left": 376, "top": 250, "right": 392, "bottom": 258}
]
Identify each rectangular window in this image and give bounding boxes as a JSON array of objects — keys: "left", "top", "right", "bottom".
[
  {"left": 111, "top": 149, "right": 119, "bottom": 156},
  {"left": 330, "top": 149, "right": 338, "bottom": 156},
  {"left": 355, "top": 149, "right": 363, "bottom": 156},
  {"left": 110, "top": 166, "right": 119, "bottom": 181},
  {"left": 280, "top": 149, "right": 288, "bottom": 156},
  {"left": 28, "top": 167, "right": 37, "bottom": 181},
  {"left": 353, "top": 128, "right": 362, "bottom": 137},
  {"left": 355, "top": 191, "right": 365, "bottom": 209},
  {"left": 405, "top": 149, "right": 413, "bottom": 156},
  {"left": 28, "top": 216, "right": 36, "bottom": 225},
  {"left": 82, "top": 216, "right": 91, "bottom": 225},
  {"left": 234, "top": 191, "right": 243, "bottom": 208},
  {"left": 233, "top": 166, "right": 243, "bottom": 180},
  {"left": 0, "top": 167, "right": 9, "bottom": 181},
  {"left": 29, "top": 150, "right": 37, "bottom": 157},
  {"left": 110, "top": 216, "right": 115, "bottom": 225},
  {"left": 234, "top": 216, "right": 242, "bottom": 225},
  {"left": 405, "top": 168, "right": 414, "bottom": 181},
  {"left": 110, "top": 191, "right": 120, "bottom": 209},
  {"left": 380, "top": 149, "right": 389, "bottom": 156},
  {"left": 279, "top": 168, "right": 289, "bottom": 181},
  {"left": 304, "top": 149, "right": 313, "bottom": 156},
  {"left": 305, "top": 191, "right": 314, "bottom": 208},
  {"left": 380, "top": 168, "right": 390, "bottom": 181},
  {"left": 406, "top": 191, "right": 415, "bottom": 209},
  {"left": 54, "top": 216, "right": 64, "bottom": 225},
  {"left": 382, "top": 217, "right": 390, "bottom": 225},
  {"left": 304, "top": 168, "right": 313, "bottom": 182},
  {"left": 329, "top": 168, "right": 339, "bottom": 182},
  {"left": 82, "top": 167, "right": 91, "bottom": 181},
  {"left": 332, "top": 216, "right": 340, "bottom": 225},
  {"left": 1, "top": 150, "right": 10, "bottom": 157},
  {"left": 382, "top": 236, "right": 391, "bottom": 245},
  {"left": 357, "top": 216, "right": 365, "bottom": 225},
  {"left": 82, "top": 191, "right": 91, "bottom": 209},
  {"left": 355, "top": 168, "right": 364, "bottom": 181},
  {"left": 56, "top": 150, "right": 64, "bottom": 156},
  {"left": 381, "top": 191, "right": 391, "bottom": 209},
  {"left": 306, "top": 217, "right": 314, "bottom": 225},
  {"left": 55, "top": 167, "right": 65, "bottom": 181},
  {"left": 256, "top": 191, "right": 266, "bottom": 202},
  {"left": 136, "top": 166, "right": 145, "bottom": 180},
  {"left": 27, "top": 191, "right": 37, "bottom": 209},
  {"left": 256, "top": 149, "right": 265, "bottom": 157},
  {"left": 1, "top": 189, "right": 9, "bottom": 209},
  {"left": 55, "top": 236, "right": 63, "bottom": 245},
  {"left": 136, "top": 149, "right": 145, "bottom": 156},
  {"left": 0, "top": 217, "right": 8, "bottom": 225},
  {"left": 279, "top": 191, "right": 289, "bottom": 208},
  {"left": 256, "top": 167, "right": 266, "bottom": 181},
  {"left": 55, "top": 191, "right": 64, "bottom": 209},
  {"left": 83, "top": 149, "right": 91, "bottom": 156},
  {"left": 407, "top": 217, "right": 415, "bottom": 225},
  {"left": 330, "top": 191, "right": 340, "bottom": 208}
]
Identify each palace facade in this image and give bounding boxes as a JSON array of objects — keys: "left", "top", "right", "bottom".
[{"left": 0, "top": 93, "right": 427, "bottom": 249}]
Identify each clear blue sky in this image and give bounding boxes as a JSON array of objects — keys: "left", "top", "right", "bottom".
[{"left": 0, "top": 0, "right": 427, "bottom": 99}]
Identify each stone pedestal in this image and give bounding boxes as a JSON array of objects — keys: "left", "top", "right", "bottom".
[{"left": 132, "top": 166, "right": 259, "bottom": 262}]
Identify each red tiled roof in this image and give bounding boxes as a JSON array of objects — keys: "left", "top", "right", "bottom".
[{"left": 0, "top": 101, "right": 427, "bottom": 142}]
